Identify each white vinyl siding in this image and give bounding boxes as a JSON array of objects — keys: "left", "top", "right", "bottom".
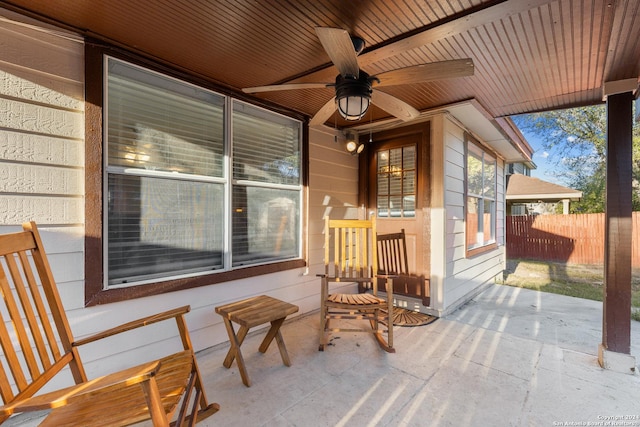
[
  {"left": 435, "top": 116, "right": 505, "bottom": 315},
  {"left": 0, "top": 20, "right": 84, "bottom": 226}
]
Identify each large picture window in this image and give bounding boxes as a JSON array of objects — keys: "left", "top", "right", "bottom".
[
  {"left": 466, "top": 138, "right": 496, "bottom": 254},
  {"left": 105, "top": 57, "right": 302, "bottom": 288}
]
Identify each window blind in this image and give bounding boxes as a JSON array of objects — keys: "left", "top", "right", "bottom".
[
  {"left": 106, "top": 58, "right": 226, "bottom": 286},
  {"left": 231, "top": 102, "right": 301, "bottom": 266}
]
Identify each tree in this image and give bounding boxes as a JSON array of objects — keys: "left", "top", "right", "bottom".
[{"left": 513, "top": 105, "right": 640, "bottom": 213}]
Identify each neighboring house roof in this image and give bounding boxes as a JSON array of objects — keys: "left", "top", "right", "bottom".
[{"left": 506, "top": 174, "right": 582, "bottom": 202}]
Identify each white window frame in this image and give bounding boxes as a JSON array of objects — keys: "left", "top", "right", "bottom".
[
  {"left": 103, "top": 57, "right": 303, "bottom": 289},
  {"left": 465, "top": 137, "right": 497, "bottom": 256}
]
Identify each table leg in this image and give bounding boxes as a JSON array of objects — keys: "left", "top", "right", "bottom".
[
  {"left": 258, "top": 317, "right": 284, "bottom": 353},
  {"left": 222, "top": 322, "right": 249, "bottom": 368},
  {"left": 274, "top": 329, "right": 291, "bottom": 366},
  {"left": 221, "top": 318, "right": 251, "bottom": 387},
  {"left": 258, "top": 318, "right": 291, "bottom": 366}
]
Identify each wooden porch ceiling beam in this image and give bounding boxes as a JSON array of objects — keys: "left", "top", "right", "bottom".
[{"left": 286, "top": 0, "right": 555, "bottom": 85}]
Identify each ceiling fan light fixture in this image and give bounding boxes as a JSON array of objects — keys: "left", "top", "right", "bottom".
[
  {"left": 335, "top": 72, "right": 373, "bottom": 121},
  {"left": 338, "top": 95, "right": 370, "bottom": 121}
]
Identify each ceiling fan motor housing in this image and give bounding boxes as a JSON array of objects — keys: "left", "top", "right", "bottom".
[
  {"left": 351, "top": 35, "right": 365, "bottom": 55},
  {"left": 335, "top": 71, "right": 376, "bottom": 121}
]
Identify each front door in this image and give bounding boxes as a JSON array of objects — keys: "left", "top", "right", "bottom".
[{"left": 359, "top": 123, "right": 431, "bottom": 305}]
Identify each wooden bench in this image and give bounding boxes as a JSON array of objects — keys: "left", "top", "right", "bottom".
[{"left": 215, "top": 295, "right": 299, "bottom": 387}]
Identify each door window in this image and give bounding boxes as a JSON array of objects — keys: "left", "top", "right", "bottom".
[{"left": 376, "top": 145, "right": 416, "bottom": 218}]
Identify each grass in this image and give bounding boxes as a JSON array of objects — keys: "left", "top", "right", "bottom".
[{"left": 501, "top": 259, "right": 640, "bottom": 321}]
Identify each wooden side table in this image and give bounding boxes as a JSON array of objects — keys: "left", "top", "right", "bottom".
[{"left": 215, "top": 295, "right": 299, "bottom": 387}]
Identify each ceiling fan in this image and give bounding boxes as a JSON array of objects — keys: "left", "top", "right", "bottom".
[{"left": 242, "top": 27, "right": 474, "bottom": 126}]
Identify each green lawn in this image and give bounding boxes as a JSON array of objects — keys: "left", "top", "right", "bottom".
[{"left": 501, "top": 259, "right": 640, "bottom": 321}]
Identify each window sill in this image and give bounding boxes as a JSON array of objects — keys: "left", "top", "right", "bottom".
[
  {"left": 85, "top": 259, "right": 306, "bottom": 306},
  {"left": 466, "top": 242, "right": 498, "bottom": 259}
]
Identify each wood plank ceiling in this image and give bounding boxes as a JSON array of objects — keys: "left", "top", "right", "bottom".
[{"left": 2, "top": 0, "right": 639, "bottom": 127}]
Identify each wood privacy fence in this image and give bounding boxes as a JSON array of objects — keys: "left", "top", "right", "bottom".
[{"left": 506, "top": 213, "right": 640, "bottom": 266}]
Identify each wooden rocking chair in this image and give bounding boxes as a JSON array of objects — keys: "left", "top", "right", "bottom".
[
  {"left": 0, "top": 222, "right": 219, "bottom": 426},
  {"left": 318, "top": 215, "right": 395, "bottom": 353},
  {"left": 376, "top": 229, "right": 430, "bottom": 307}
]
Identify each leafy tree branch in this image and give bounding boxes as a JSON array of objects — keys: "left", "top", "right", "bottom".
[{"left": 513, "top": 105, "right": 640, "bottom": 213}]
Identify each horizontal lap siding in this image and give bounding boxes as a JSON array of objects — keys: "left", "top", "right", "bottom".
[
  {"left": 308, "top": 129, "right": 361, "bottom": 277},
  {"left": 440, "top": 117, "right": 505, "bottom": 315},
  {"left": 0, "top": 20, "right": 84, "bottom": 226},
  {"left": 0, "top": 20, "right": 85, "bottom": 277},
  {"left": 0, "top": 17, "right": 87, "bottom": 392}
]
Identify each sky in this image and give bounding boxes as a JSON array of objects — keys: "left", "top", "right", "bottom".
[
  {"left": 518, "top": 128, "right": 557, "bottom": 181},
  {"left": 517, "top": 125, "right": 592, "bottom": 188}
]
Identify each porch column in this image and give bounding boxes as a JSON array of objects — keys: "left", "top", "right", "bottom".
[{"left": 599, "top": 79, "right": 637, "bottom": 374}]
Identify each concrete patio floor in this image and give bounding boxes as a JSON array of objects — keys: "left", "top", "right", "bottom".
[{"left": 197, "top": 284, "right": 640, "bottom": 427}]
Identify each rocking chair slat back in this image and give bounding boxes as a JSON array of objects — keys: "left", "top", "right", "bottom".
[
  {"left": 377, "top": 230, "right": 409, "bottom": 275},
  {"left": 0, "top": 227, "right": 84, "bottom": 406},
  {"left": 325, "top": 218, "right": 376, "bottom": 284}
]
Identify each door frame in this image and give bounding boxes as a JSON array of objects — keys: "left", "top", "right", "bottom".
[
  {"left": 358, "top": 122, "right": 432, "bottom": 307},
  {"left": 358, "top": 122, "right": 430, "bottom": 217}
]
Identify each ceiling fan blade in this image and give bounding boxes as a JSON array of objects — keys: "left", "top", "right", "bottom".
[
  {"left": 310, "top": 97, "right": 337, "bottom": 127},
  {"left": 315, "top": 27, "right": 360, "bottom": 78},
  {"left": 374, "top": 59, "right": 474, "bottom": 87},
  {"left": 242, "top": 82, "right": 329, "bottom": 94},
  {"left": 372, "top": 90, "right": 420, "bottom": 122}
]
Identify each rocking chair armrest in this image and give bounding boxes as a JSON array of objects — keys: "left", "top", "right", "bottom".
[
  {"left": 377, "top": 274, "right": 397, "bottom": 296},
  {"left": 1, "top": 359, "right": 163, "bottom": 415},
  {"left": 73, "top": 305, "right": 191, "bottom": 347}
]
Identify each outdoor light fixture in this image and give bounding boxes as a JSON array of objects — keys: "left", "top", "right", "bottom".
[
  {"left": 344, "top": 131, "right": 365, "bottom": 155},
  {"left": 345, "top": 138, "right": 358, "bottom": 153},
  {"left": 335, "top": 71, "right": 377, "bottom": 121}
]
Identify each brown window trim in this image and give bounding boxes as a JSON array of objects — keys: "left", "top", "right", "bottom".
[
  {"left": 84, "top": 41, "right": 308, "bottom": 307},
  {"left": 465, "top": 242, "right": 498, "bottom": 258}
]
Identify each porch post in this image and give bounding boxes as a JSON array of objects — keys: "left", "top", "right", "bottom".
[{"left": 599, "top": 79, "right": 637, "bottom": 374}]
